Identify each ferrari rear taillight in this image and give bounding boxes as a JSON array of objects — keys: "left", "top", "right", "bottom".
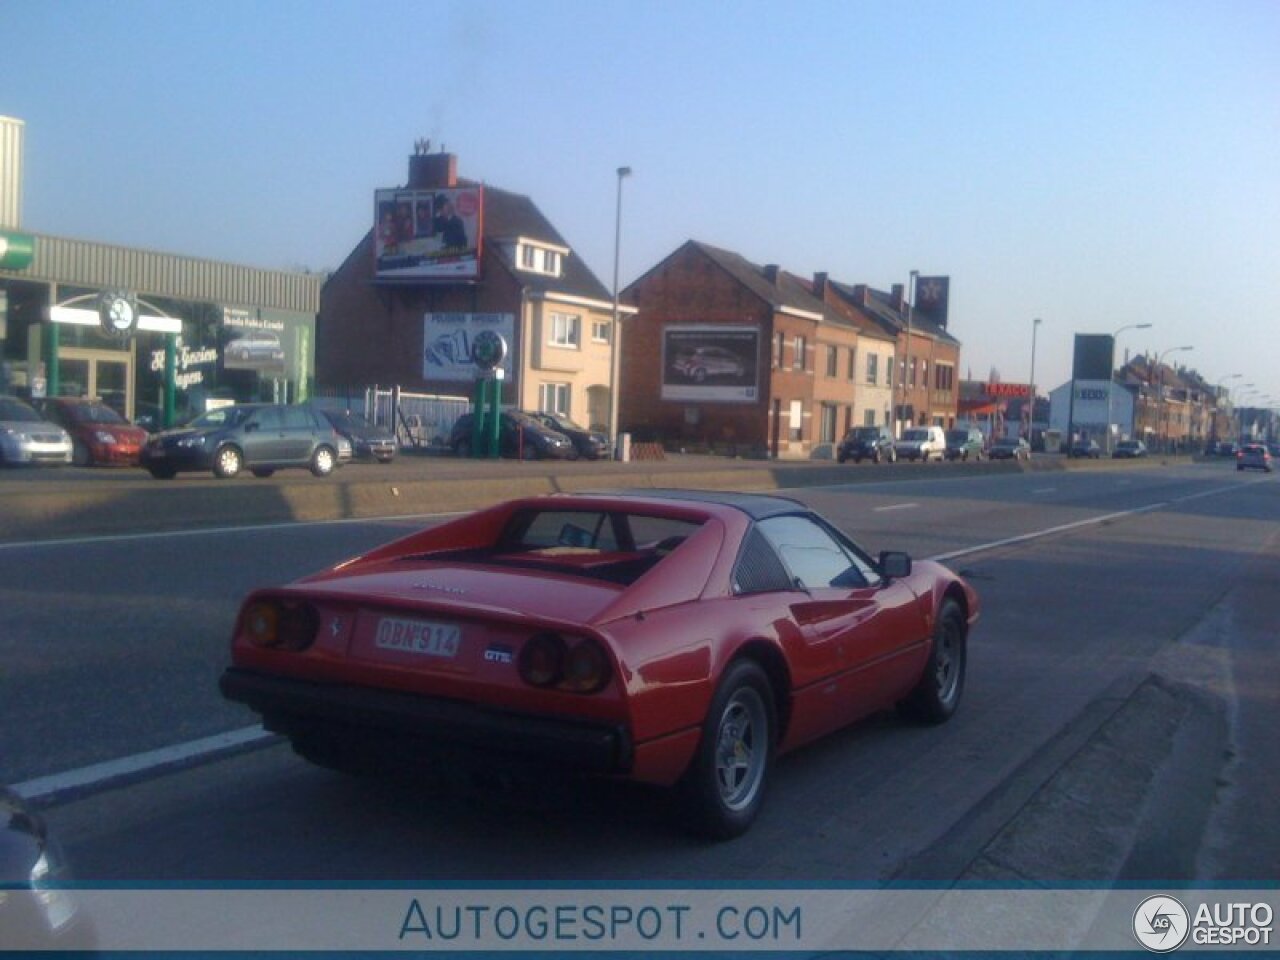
[
  {"left": 517, "top": 633, "right": 612, "bottom": 694},
  {"left": 242, "top": 599, "right": 318, "bottom": 651}
]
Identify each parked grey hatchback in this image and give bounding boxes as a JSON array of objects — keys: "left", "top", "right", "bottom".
[{"left": 140, "top": 404, "right": 344, "bottom": 479}]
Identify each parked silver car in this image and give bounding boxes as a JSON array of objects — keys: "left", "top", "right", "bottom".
[{"left": 0, "top": 396, "right": 73, "bottom": 466}]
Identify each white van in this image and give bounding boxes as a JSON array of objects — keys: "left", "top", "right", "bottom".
[{"left": 894, "top": 425, "right": 946, "bottom": 462}]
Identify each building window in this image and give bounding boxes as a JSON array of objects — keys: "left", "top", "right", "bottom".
[
  {"left": 909, "top": 357, "right": 917, "bottom": 388},
  {"left": 539, "top": 382, "right": 570, "bottom": 416},
  {"left": 518, "top": 243, "right": 563, "bottom": 277},
  {"left": 866, "top": 353, "right": 878, "bottom": 385},
  {"left": 549, "top": 312, "right": 580, "bottom": 348},
  {"left": 774, "top": 332, "right": 785, "bottom": 368},
  {"left": 820, "top": 404, "right": 838, "bottom": 443},
  {"left": 865, "top": 409, "right": 878, "bottom": 427},
  {"left": 847, "top": 348, "right": 856, "bottom": 381},
  {"left": 521, "top": 245, "right": 536, "bottom": 269},
  {"left": 591, "top": 320, "right": 611, "bottom": 344},
  {"left": 935, "top": 363, "right": 955, "bottom": 392},
  {"left": 825, "top": 346, "right": 838, "bottom": 377},
  {"left": 793, "top": 336, "right": 806, "bottom": 371}
]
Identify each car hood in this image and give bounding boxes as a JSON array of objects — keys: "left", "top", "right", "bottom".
[
  {"left": 148, "top": 426, "right": 218, "bottom": 442},
  {"left": 75, "top": 421, "right": 147, "bottom": 439},
  {"left": 0, "top": 418, "right": 65, "bottom": 434}
]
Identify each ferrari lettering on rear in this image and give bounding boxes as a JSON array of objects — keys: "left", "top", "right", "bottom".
[{"left": 375, "top": 618, "right": 461, "bottom": 658}]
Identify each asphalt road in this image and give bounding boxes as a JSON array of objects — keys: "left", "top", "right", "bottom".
[{"left": 4, "top": 461, "right": 1276, "bottom": 889}]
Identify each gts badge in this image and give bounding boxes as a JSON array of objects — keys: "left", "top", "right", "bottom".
[{"left": 484, "top": 644, "right": 514, "bottom": 665}]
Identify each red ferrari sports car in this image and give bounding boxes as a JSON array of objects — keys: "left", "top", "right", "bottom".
[{"left": 220, "top": 491, "right": 979, "bottom": 838}]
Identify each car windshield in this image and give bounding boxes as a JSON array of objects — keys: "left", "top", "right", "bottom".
[
  {"left": 902, "top": 429, "right": 929, "bottom": 442},
  {"left": 66, "top": 402, "right": 126, "bottom": 424},
  {"left": 946, "top": 431, "right": 969, "bottom": 443},
  {"left": 849, "top": 427, "right": 881, "bottom": 440},
  {"left": 419, "top": 509, "right": 706, "bottom": 586},
  {"left": 540, "top": 413, "right": 584, "bottom": 432},
  {"left": 324, "top": 411, "right": 372, "bottom": 430},
  {"left": 0, "top": 397, "right": 42, "bottom": 422},
  {"left": 190, "top": 407, "right": 252, "bottom": 429}
]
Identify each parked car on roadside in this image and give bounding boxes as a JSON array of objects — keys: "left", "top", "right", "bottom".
[
  {"left": 527, "top": 411, "right": 610, "bottom": 460},
  {"left": 0, "top": 396, "right": 72, "bottom": 466},
  {"left": 989, "top": 437, "right": 1031, "bottom": 461},
  {"left": 894, "top": 426, "right": 946, "bottom": 462},
  {"left": 837, "top": 425, "right": 896, "bottom": 463},
  {"left": 944, "top": 427, "right": 985, "bottom": 461},
  {"left": 449, "top": 411, "right": 575, "bottom": 460},
  {"left": 1069, "top": 439, "right": 1101, "bottom": 459},
  {"left": 1112, "top": 440, "right": 1147, "bottom": 459},
  {"left": 140, "top": 403, "right": 344, "bottom": 479},
  {"left": 43, "top": 397, "right": 149, "bottom": 467},
  {"left": 317, "top": 409, "right": 397, "bottom": 463},
  {"left": 1236, "top": 443, "right": 1273, "bottom": 473}
]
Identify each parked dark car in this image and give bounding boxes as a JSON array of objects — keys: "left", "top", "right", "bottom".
[
  {"left": 528, "top": 411, "right": 610, "bottom": 460},
  {"left": 1212, "top": 440, "right": 1239, "bottom": 457},
  {"left": 837, "top": 425, "right": 896, "bottom": 464},
  {"left": 449, "top": 411, "right": 575, "bottom": 460},
  {"left": 140, "top": 403, "right": 344, "bottom": 479},
  {"left": 1112, "top": 440, "right": 1148, "bottom": 459},
  {"left": 318, "top": 409, "right": 397, "bottom": 463},
  {"left": 944, "top": 427, "right": 985, "bottom": 461},
  {"left": 1, "top": 787, "right": 93, "bottom": 949},
  {"left": 43, "top": 397, "right": 149, "bottom": 467},
  {"left": 989, "top": 437, "right": 1031, "bottom": 461},
  {"left": 1069, "top": 439, "right": 1101, "bottom": 459}
]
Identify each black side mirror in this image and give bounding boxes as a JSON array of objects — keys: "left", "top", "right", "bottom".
[{"left": 879, "top": 550, "right": 912, "bottom": 582}]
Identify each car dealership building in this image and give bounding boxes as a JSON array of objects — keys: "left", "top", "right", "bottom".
[{"left": 0, "top": 115, "right": 321, "bottom": 427}]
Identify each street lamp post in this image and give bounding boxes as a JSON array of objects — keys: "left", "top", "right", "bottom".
[
  {"left": 1156, "top": 345, "right": 1193, "bottom": 453},
  {"left": 607, "top": 165, "right": 631, "bottom": 458},
  {"left": 1027, "top": 318, "right": 1041, "bottom": 442}
]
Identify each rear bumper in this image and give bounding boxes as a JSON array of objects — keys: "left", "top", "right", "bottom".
[{"left": 220, "top": 667, "right": 633, "bottom": 775}]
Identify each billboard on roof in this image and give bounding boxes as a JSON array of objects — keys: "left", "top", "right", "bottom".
[{"left": 373, "top": 187, "right": 483, "bottom": 281}]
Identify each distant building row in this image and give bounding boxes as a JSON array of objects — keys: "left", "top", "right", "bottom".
[{"left": 318, "top": 151, "right": 963, "bottom": 458}]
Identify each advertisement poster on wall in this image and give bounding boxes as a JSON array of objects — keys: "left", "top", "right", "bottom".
[
  {"left": 374, "top": 187, "right": 483, "bottom": 281},
  {"left": 222, "top": 308, "right": 287, "bottom": 374},
  {"left": 661, "top": 325, "right": 759, "bottom": 403},
  {"left": 423, "top": 313, "right": 515, "bottom": 383}
]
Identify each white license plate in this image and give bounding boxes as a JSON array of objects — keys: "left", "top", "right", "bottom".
[{"left": 374, "top": 617, "right": 461, "bottom": 659}]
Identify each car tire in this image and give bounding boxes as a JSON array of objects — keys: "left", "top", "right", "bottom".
[
  {"left": 899, "top": 598, "right": 966, "bottom": 724},
  {"left": 290, "top": 732, "right": 375, "bottom": 777},
  {"left": 837, "top": 453, "right": 848, "bottom": 464},
  {"left": 678, "top": 659, "right": 776, "bottom": 841},
  {"left": 310, "top": 445, "right": 336, "bottom": 477},
  {"left": 72, "top": 441, "right": 91, "bottom": 467},
  {"left": 251, "top": 467, "right": 275, "bottom": 478},
  {"left": 456, "top": 439, "right": 472, "bottom": 458},
  {"left": 692, "top": 368, "right": 708, "bottom": 383},
  {"left": 147, "top": 464, "right": 177, "bottom": 480},
  {"left": 213, "top": 445, "right": 243, "bottom": 479}
]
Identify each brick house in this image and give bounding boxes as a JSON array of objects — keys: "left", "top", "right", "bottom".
[
  {"left": 822, "top": 279, "right": 961, "bottom": 431},
  {"left": 318, "top": 151, "right": 632, "bottom": 431},
  {"left": 619, "top": 241, "right": 860, "bottom": 458}
]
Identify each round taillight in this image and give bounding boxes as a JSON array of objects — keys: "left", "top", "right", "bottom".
[
  {"left": 561, "top": 639, "right": 612, "bottom": 694},
  {"left": 518, "top": 632, "right": 565, "bottom": 687},
  {"left": 244, "top": 602, "right": 280, "bottom": 647},
  {"left": 243, "top": 599, "right": 317, "bottom": 651}
]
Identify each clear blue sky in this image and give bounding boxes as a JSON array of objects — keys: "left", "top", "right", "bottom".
[{"left": 5, "top": 0, "right": 1278, "bottom": 403}]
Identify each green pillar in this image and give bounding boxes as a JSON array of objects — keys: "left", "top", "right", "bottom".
[
  {"left": 164, "top": 334, "right": 177, "bottom": 427},
  {"left": 485, "top": 379, "right": 501, "bottom": 459},
  {"left": 46, "top": 318, "right": 59, "bottom": 398}
]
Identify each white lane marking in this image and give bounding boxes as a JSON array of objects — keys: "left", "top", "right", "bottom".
[
  {"left": 874, "top": 503, "right": 919, "bottom": 513},
  {"left": 16, "top": 477, "right": 1265, "bottom": 807},
  {"left": 0, "top": 510, "right": 467, "bottom": 552},
  {"left": 13, "top": 727, "right": 277, "bottom": 805}
]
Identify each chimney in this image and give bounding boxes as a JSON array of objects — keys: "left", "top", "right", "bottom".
[
  {"left": 763, "top": 264, "right": 781, "bottom": 286},
  {"left": 892, "top": 283, "right": 905, "bottom": 312},
  {"left": 812, "top": 272, "right": 828, "bottom": 299},
  {"left": 408, "top": 152, "right": 458, "bottom": 190},
  {"left": 852, "top": 284, "right": 869, "bottom": 306}
]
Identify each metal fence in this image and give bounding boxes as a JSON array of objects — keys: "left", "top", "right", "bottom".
[{"left": 315, "top": 386, "right": 469, "bottom": 451}]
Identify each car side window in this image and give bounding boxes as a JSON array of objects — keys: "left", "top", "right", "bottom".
[
  {"left": 732, "top": 527, "right": 794, "bottom": 595},
  {"left": 281, "top": 407, "right": 313, "bottom": 430},
  {"left": 756, "top": 515, "right": 871, "bottom": 591},
  {"left": 251, "top": 407, "right": 283, "bottom": 431}
]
